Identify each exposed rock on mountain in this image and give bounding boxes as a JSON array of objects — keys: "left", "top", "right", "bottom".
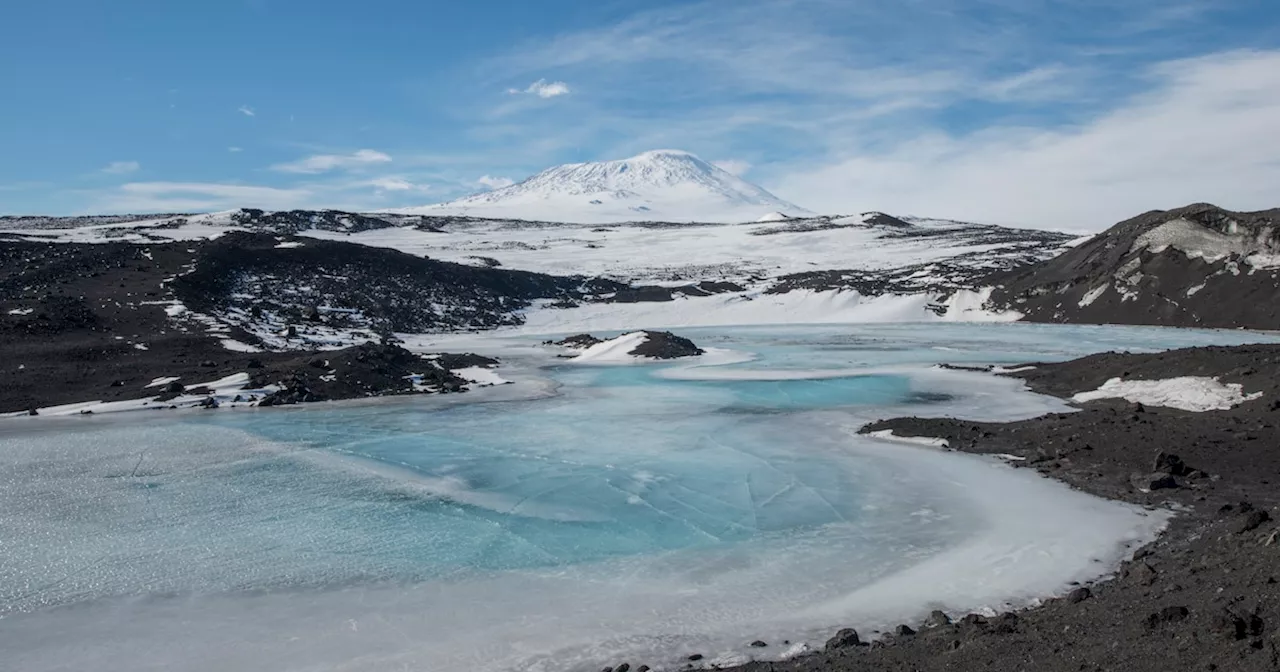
[{"left": 986, "top": 204, "right": 1280, "bottom": 329}]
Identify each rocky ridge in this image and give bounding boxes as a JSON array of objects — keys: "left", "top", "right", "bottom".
[{"left": 986, "top": 203, "right": 1280, "bottom": 329}]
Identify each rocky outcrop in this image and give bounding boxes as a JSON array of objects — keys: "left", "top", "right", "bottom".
[
  {"left": 627, "top": 331, "right": 704, "bottom": 359},
  {"left": 171, "top": 232, "right": 624, "bottom": 339},
  {"left": 986, "top": 203, "right": 1280, "bottom": 329}
]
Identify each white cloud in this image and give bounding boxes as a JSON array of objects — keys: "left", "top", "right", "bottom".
[
  {"left": 507, "top": 79, "right": 571, "bottom": 98},
  {"left": 271, "top": 149, "right": 392, "bottom": 174},
  {"left": 772, "top": 50, "right": 1280, "bottom": 232},
  {"left": 101, "top": 161, "right": 140, "bottom": 175},
  {"left": 238, "top": 105, "right": 256, "bottom": 117},
  {"left": 477, "top": 175, "right": 515, "bottom": 190},
  {"left": 712, "top": 160, "right": 751, "bottom": 176},
  {"left": 356, "top": 177, "right": 429, "bottom": 192},
  {"left": 99, "top": 182, "right": 312, "bottom": 212},
  {"left": 228, "top": 146, "right": 243, "bottom": 153}
]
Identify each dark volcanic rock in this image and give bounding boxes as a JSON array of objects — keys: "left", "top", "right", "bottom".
[
  {"left": 1144, "top": 606, "right": 1190, "bottom": 628},
  {"left": 550, "top": 334, "right": 604, "bottom": 349},
  {"left": 923, "top": 610, "right": 952, "bottom": 628},
  {"left": 1233, "top": 509, "right": 1271, "bottom": 534},
  {"left": 986, "top": 203, "right": 1280, "bottom": 329},
  {"left": 1131, "top": 472, "right": 1179, "bottom": 492},
  {"left": 1066, "top": 587, "right": 1092, "bottom": 604},
  {"left": 1153, "top": 451, "right": 1191, "bottom": 476},
  {"left": 824, "top": 628, "right": 863, "bottom": 650},
  {"left": 628, "top": 331, "right": 704, "bottom": 359},
  {"left": 172, "top": 232, "right": 623, "bottom": 334},
  {"left": 0, "top": 233, "right": 606, "bottom": 412}
]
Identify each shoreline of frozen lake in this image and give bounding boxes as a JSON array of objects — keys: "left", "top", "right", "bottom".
[{"left": 3, "top": 324, "right": 1279, "bottom": 672}]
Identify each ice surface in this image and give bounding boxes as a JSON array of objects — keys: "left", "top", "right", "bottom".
[
  {"left": 1072, "top": 376, "right": 1263, "bottom": 411},
  {"left": 3, "top": 324, "right": 1278, "bottom": 672}
]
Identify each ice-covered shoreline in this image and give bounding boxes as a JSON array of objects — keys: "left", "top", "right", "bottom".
[{"left": 5, "top": 324, "right": 1247, "bottom": 672}]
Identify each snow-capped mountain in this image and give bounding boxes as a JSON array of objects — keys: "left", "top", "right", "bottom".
[{"left": 396, "top": 150, "right": 811, "bottom": 224}]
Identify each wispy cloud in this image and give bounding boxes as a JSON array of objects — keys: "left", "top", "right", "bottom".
[
  {"left": 98, "top": 181, "right": 312, "bottom": 212},
  {"left": 454, "top": 0, "right": 1274, "bottom": 229},
  {"left": 238, "top": 105, "right": 256, "bottom": 117},
  {"left": 271, "top": 149, "right": 392, "bottom": 174},
  {"left": 356, "top": 176, "right": 429, "bottom": 193},
  {"left": 712, "top": 160, "right": 751, "bottom": 176},
  {"left": 476, "top": 175, "right": 515, "bottom": 190},
  {"left": 101, "top": 161, "right": 140, "bottom": 175},
  {"left": 773, "top": 50, "right": 1280, "bottom": 231},
  {"left": 228, "top": 146, "right": 243, "bottom": 153},
  {"left": 506, "top": 79, "right": 571, "bottom": 98}
]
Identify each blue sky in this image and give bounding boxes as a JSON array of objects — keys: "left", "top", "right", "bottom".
[{"left": 3, "top": 0, "right": 1279, "bottom": 229}]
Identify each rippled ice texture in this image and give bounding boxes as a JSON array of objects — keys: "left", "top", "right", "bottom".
[{"left": 2, "top": 324, "right": 1276, "bottom": 672}]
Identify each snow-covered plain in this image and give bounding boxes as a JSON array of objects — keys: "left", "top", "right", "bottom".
[
  {"left": 5, "top": 324, "right": 1277, "bottom": 672},
  {"left": 1071, "top": 376, "right": 1263, "bottom": 411}
]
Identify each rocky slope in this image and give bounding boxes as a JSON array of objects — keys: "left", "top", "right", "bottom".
[
  {"left": 986, "top": 204, "right": 1280, "bottom": 329},
  {"left": 0, "top": 234, "right": 608, "bottom": 413}
]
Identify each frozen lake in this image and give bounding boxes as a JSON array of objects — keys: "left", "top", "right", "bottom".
[{"left": 3, "top": 323, "right": 1277, "bottom": 671}]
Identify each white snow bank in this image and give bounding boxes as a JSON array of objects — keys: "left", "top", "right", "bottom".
[
  {"left": 4, "top": 372, "right": 274, "bottom": 419},
  {"left": 1071, "top": 376, "right": 1262, "bottom": 412},
  {"left": 570, "top": 332, "right": 652, "bottom": 363},
  {"left": 866, "top": 429, "right": 950, "bottom": 449},
  {"left": 453, "top": 366, "right": 510, "bottom": 387},
  {"left": 519, "top": 288, "right": 1017, "bottom": 334},
  {"left": 220, "top": 339, "right": 263, "bottom": 353}
]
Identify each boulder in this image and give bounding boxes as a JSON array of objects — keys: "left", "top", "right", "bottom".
[
  {"left": 1153, "top": 451, "right": 1191, "bottom": 476},
  {"left": 1067, "top": 587, "right": 1092, "bottom": 604},
  {"left": 924, "top": 610, "right": 952, "bottom": 628},
  {"left": 824, "top": 628, "right": 863, "bottom": 650},
  {"left": 1144, "top": 606, "right": 1190, "bottom": 628},
  {"left": 1234, "top": 510, "right": 1271, "bottom": 534},
  {"left": 1131, "top": 472, "right": 1178, "bottom": 492}
]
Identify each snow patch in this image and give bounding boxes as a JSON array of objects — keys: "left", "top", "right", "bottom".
[
  {"left": 453, "top": 366, "right": 510, "bottom": 387},
  {"left": 220, "top": 339, "right": 263, "bottom": 353},
  {"left": 570, "top": 332, "right": 652, "bottom": 363},
  {"left": 520, "top": 289, "right": 1018, "bottom": 334},
  {"left": 866, "top": 429, "right": 951, "bottom": 449},
  {"left": 1078, "top": 285, "right": 1107, "bottom": 308},
  {"left": 1071, "top": 376, "right": 1262, "bottom": 412},
  {"left": 7, "top": 308, "right": 33, "bottom": 316}
]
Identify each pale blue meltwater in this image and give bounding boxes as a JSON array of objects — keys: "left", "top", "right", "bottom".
[{"left": 2, "top": 324, "right": 1277, "bottom": 672}]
